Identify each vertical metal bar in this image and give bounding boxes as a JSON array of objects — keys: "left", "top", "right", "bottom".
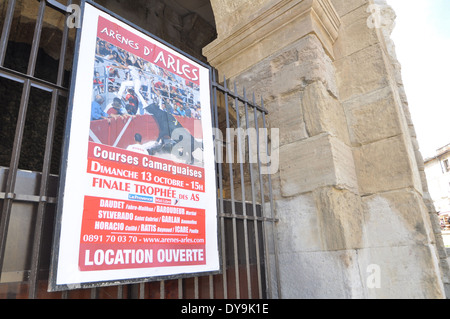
[
  {"left": 160, "top": 280, "right": 165, "bottom": 299},
  {"left": 91, "top": 288, "right": 98, "bottom": 299},
  {"left": 28, "top": 90, "right": 59, "bottom": 299},
  {"left": 223, "top": 76, "right": 240, "bottom": 299},
  {"left": 209, "top": 275, "right": 214, "bottom": 299},
  {"left": 27, "top": 0, "right": 47, "bottom": 77},
  {"left": 0, "top": 0, "right": 16, "bottom": 66},
  {"left": 0, "top": 0, "right": 46, "bottom": 282},
  {"left": 178, "top": 278, "right": 183, "bottom": 299},
  {"left": 139, "top": 283, "right": 145, "bottom": 299},
  {"left": 212, "top": 71, "right": 227, "bottom": 299},
  {"left": 234, "top": 82, "right": 252, "bottom": 299},
  {"left": 243, "top": 90, "right": 263, "bottom": 299},
  {"left": 29, "top": 0, "right": 72, "bottom": 299},
  {"left": 207, "top": 74, "right": 216, "bottom": 301},
  {"left": 262, "top": 109, "right": 282, "bottom": 299},
  {"left": 0, "top": 79, "right": 32, "bottom": 281},
  {"left": 117, "top": 286, "right": 124, "bottom": 299},
  {"left": 254, "top": 100, "right": 272, "bottom": 299},
  {"left": 56, "top": 0, "right": 72, "bottom": 88},
  {"left": 194, "top": 277, "right": 199, "bottom": 299},
  {"left": 129, "top": 284, "right": 140, "bottom": 299}
]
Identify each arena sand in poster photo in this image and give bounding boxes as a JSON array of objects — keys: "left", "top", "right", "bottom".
[{"left": 49, "top": 1, "right": 219, "bottom": 291}]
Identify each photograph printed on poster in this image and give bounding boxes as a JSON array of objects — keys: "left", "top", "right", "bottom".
[{"left": 89, "top": 37, "right": 204, "bottom": 167}]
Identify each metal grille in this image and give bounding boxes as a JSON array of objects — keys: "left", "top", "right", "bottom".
[{"left": 0, "top": 0, "right": 280, "bottom": 299}]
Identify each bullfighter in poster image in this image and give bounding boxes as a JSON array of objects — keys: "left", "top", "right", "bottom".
[{"left": 90, "top": 37, "right": 204, "bottom": 166}]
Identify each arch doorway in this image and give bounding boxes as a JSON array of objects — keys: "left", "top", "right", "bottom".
[{"left": 0, "top": 0, "right": 280, "bottom": 299}]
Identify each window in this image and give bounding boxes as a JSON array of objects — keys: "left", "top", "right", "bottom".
[{"left": 444, "top": 159, "right": 450, "bottom": 172}]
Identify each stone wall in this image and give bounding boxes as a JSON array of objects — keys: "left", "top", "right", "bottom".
[{"left": 205, "top": 0, "right": 448, "bottom": 298}]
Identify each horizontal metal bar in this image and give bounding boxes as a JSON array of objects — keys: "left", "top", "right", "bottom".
[
  {"left": 0, "top": 192, "right": 57, "bottom": 204},
  {"left": 212, "top": 81, "right": 268, "bottom": 114},
  {"left": 219, "top": 213, "right": 278, "bottom": 223},
  {"left": 0, "top": 66, "right": 69, "bottom": 94},
  {"left": 43, "top": 0, "right": 68, "bottom": 13}
]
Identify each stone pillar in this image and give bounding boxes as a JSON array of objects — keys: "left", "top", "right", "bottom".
[
  {"left": 332, "top": 0, "right": 448, "bottom": 298},
  {"left": 204, "top": 0, "right": 447, "bottom": 298}
]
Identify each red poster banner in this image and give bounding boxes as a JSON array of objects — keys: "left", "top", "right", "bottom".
[
  {"left": 97, "top": 16, "right": 200, "bottom": 85},
  {"left": 86, "top": 142, "right": 205, "bottom": 192},
  {"left": 79, "top": 196, "right": 206, "bottom": 271}
]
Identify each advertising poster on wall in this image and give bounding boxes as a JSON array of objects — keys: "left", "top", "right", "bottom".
[{"left": 49, "top": 1, "right": 219, "bottom": 291}]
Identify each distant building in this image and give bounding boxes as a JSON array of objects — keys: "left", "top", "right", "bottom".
[{"left": 425, "top": 144, "right": 450, "bottom": 229}]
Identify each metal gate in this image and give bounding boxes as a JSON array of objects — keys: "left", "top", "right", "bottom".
[{"left": 0, "top": 0, "right": 280, "bottom": 299}]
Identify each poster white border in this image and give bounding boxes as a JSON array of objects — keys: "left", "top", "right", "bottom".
[{"left": 49, "top": 1, "right": 220, "bottom": 291}]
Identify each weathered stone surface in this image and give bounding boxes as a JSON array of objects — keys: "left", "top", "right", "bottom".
[
  {"left": 362, "top": 190, "right": 435, "bottom": 248},
  {"left": 268, "top": 92, "right": 309, "bottom": 147},
  {"left": 210, "top": 0, "right": 275, "bottom": 39},
  {"left": 271, "top": 35, "right": 339, "bottom": 98},
  {"left": 353, "top": 135, "right": 423, "bottom": 196},
  {"left": 335, "top": 43, "right": 390, "bottom": 102},
  {"left": 343, "top": 86, "right": 403, "bottom": 146},
  {"left": 330, "top": 0, "right": 368, "bottom": 17},
  {"left": 302, "top": 81, "right": 350, "bottom": 143},
  {"left": 276, "top": 187, "right": 363, "bottom": 253},
  {"left": 278, "top": 249, "right": 364, "bottom": 298},
  {"left": 231, "top": 34, "right": 339, "bottom": 100},
  {"left": 205, "top": 0, "right": 340, "bottom": 79},
  {"left": 313, "top": 187, "right": 364, "bottom": 251},
  {"left": 357, "top": 245, "right": 445, "bottom": 299},
  {"left": 276, "top": 194, "right": 322, "bottom": 253},
  {"left": 205, "top": 0, "right": 448, "bottom": 299},
  {"left": 333, "top": 2, "right": 379, "bottom": 60},
  {"left": 280, "top": 133, "right": 358, "bottom": 197}
]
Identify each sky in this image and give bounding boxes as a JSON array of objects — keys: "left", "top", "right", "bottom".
[{"left": 387, "top": 0, "right": 450, "bottom": 159}]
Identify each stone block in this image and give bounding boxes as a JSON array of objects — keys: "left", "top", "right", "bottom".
[
  {"left": 280, "top": 133, "right": 358, "bottom": 197},
  {"left": 313, "top": 186, "right": 364, "bottom": 251},
  {"left": 362, "top": 189, "right": 435, "bottom": 248},
  {"left": 330, "top": 0, "right": 368, "bottom": 17},
  {"left": 278, "top": 249, "right": 365, "bottom": 298},
  {"left": 271, "top": 35, "right": 339, "bottom": 98},
  {"left": 353, "top": 135, "right": 423, "bottom": 196},
  {"left": 205, "top": 0, "right": 340, "bottom": 79},
  {"left": 334, "top": 43, "right": 390, "bottom": 102},
  {"left": 275, "top": 194, "right": 322, "bottom": 253},
  {"left": 343, "top": 86, "right": 403, "bottom": 146},
  {"left": 357, "top": 245, "right": 445, "bottom": 299},
  {"left": 276, "top": 187, "right": 364, "bottom": 253},
  {"left": 302, "top": 81, "right": 350, "bottom": 143},
  {"left": 268, "top": 92, "right": 309, "bottom": 147},
  {"left": 333, "top": 2, "right": 379, "bottom": 60}
]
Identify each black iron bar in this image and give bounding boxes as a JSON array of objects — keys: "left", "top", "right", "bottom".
[{"left": 0, "top": 0, "right": 16, "bottom": 66}]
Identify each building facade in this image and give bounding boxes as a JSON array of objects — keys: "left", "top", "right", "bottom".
[
  {"left": 424, "top": 145, "right": 450, "bottom": 247},
  {"left": 425, "top": 145, "right": 450, "bottom": 216},
  {"left": 0, "top": 0, "right": 448, "bottom": 299}
]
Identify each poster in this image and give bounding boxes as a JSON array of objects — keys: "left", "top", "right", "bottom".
[{"left": 50, "top": 2, "right": 219, "bottom": 291}]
